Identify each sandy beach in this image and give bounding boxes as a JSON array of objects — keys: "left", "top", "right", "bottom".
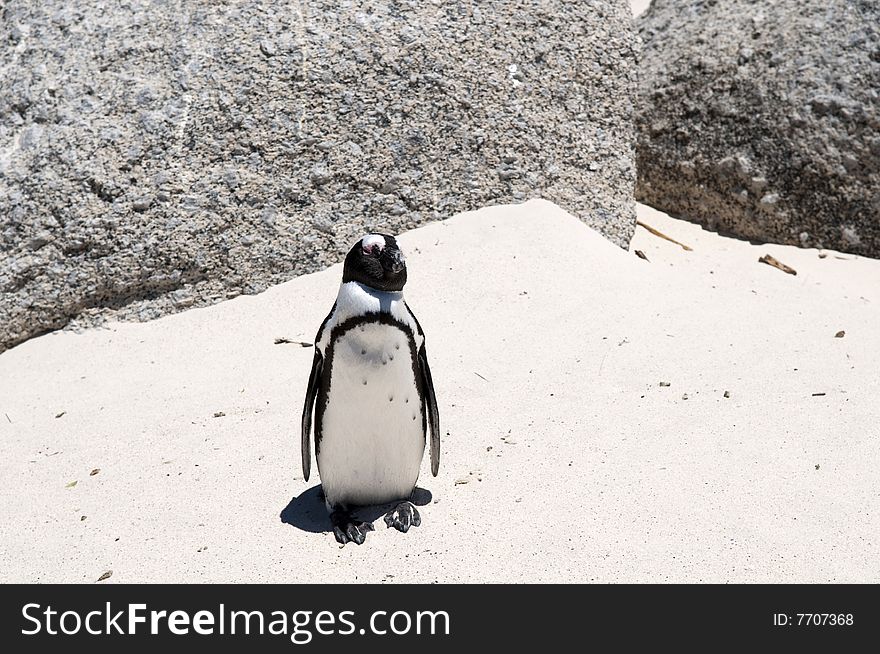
[
  {"left": 631, "top": 0, "right": 650, "bottom": 15},
  {"left": 1, "top": 199, "right": 877, "bottom": 583}
]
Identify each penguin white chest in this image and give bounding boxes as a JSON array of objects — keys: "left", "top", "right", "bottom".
[{"left": 317, "top": 321, "right": 425, "bottom": 507}]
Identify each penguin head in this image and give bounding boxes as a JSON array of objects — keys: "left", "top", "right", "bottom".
[{"left": 342, "top": 233, "right": 407, "bottom": 292}]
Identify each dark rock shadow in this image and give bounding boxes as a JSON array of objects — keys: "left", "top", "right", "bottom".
[
  {"left": 280, "top": 485, "right": 433, "bottom": 534},
  {"left": 640, "top": 203, "right": 788, "bottom": 248}
]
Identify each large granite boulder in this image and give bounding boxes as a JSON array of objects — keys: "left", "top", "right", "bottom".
[
  {"left": 636, "top": 0, "right": 880, "bottom": 256},
  {"left": 0, "top": 0, "right": 638, "bottom": 353}
]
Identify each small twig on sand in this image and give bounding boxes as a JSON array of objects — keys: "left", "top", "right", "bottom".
[
  {"left": 275, "top": 337, "right": 313, "bottom": 347},
  {"left": 474, "top": 372, "right": 489, "bottom": 382},
  {"left": 4, "top": 413, "right": 10, "bottom": 423},
  {"left": 811, "top": 392, "right": 826, "bottom": 397},
  {"left": 758, "top": 254, "right": 797, "bottom": 276},
  {"left": 636, "top": 221, "right": 693, "bottom": 251},
  {"left": 597, "top": 349, "right": 610, "bottom": 376}
]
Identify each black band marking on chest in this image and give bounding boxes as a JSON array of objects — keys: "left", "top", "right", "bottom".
[{"left": 315, "top": 313, "right": 426, "bottom": 455}]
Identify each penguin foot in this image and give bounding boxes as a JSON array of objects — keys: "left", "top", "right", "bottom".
[
  {"left": 383, "top": 501, "right": 421, "bottom": 533},
  {"left": 330, "top": 510, "right": 374, "bottom": 545}
]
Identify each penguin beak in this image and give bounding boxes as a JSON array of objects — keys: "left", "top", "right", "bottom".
[{"left": 383, "top": 250, "right": 406, "bottom": 274}]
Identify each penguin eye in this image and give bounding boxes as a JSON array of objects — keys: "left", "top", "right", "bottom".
[{"left": 361, "top": 235, "right": 385, "bottom": 255}]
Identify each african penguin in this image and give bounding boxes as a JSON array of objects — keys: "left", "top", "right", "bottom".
[{"left": 301, "top": 233, "right": 440, "bottom": 545}]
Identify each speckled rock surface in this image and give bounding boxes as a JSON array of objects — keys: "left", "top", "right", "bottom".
[
  {"left": 636, "top": 0, "right": 880, "bottom": 256},
  {"left": 0, "top": 0, "right": 638, "bottom": 352}
]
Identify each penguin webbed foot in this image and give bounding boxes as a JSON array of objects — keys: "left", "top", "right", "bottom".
[
  {"left": 383, "top": 501, "right": 421, "bottom": 533},
  {"left": 330, "top": 509, "right": 374, "bottom": 546}
]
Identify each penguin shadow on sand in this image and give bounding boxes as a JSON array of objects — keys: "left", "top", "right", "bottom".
[{"left": 280, "top": 485, "right": 433, "bottom": 537}]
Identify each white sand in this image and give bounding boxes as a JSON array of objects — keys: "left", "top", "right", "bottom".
[
  {"left": 631, "top": 0, "right": 651, "bottom": 17},
  {"left": 1, "top": 199, "right": 878, "bottom": 583}
]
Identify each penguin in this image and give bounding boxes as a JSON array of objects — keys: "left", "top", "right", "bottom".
[{"left": 301, "top": 233, "right": 440, "bottom": 545}]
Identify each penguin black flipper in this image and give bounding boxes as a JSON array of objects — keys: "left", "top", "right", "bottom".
[
  {"left": 302, "top": 304, "right": 336, "bottom": 482},
  {"left": 406, "top": 301, "right": 440, "bottom": 476},
  {"left": 418, "top": 345, "right": 440, "bottom": 476},
  {"left": 301, "top": 348, "right": 322, "bottom": 482}
]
